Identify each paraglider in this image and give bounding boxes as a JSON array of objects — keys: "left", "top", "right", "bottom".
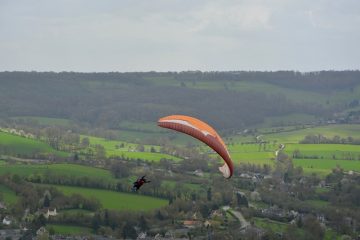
[
  {"left": 158, "top": 115, "right": 234, "bottom": 179},
  {"left": 132, "top": 176, "right": 151, "bottom": 192}
]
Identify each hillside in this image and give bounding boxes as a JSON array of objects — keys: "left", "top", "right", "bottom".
[{"left": 1, "top": 71, "right": 359, "bottom": 131}]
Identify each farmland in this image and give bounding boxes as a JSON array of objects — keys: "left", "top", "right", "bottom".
[
  {"left": 0, "top": 163, "right": 116, "bottom": 183},
  {"left": 49, "top": 185, "right": 168, "bottom": 211},
  {"left": 221, "top": 124, "right": 360, "bottom": 175},
  {"left": 46, "top": 224, "right": 92, "bottom": 235},
  {"left": 0, "top": 131, "right": 68, "bottom": 157},
  {"left": 82, "top": 135, "right": 181, "bottom": 161},
  {"left": 0, "top": 184, "right": 19, "bottom": 205}
]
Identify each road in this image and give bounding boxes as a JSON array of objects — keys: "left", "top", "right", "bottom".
[{"left": 230, "top": 209, "right": 249, "bottom": 229}]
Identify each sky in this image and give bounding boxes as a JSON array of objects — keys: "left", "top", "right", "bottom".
[{"left": 0, "top": 0, "right": 359, "bottom": 72}]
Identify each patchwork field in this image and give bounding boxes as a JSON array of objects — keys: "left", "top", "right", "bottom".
[
  {"left": 0, "top": 184, "right": 19, "bottom": 205},
  {"left": 47, "top": 224, "right": 92, "bottom": 235},
  {"left": 83, "top": 135, "right": 181, "bottom": 161},
  {"left": 0, "top": 131, "right": 68, "bottom": 157},
  {"left": 0, "top": 163, "right": 116, "bottom": 183},
  {"left": 253, "top": 217, "right": 341, "bottom": 240},
  {"left": 49, "top": 185, "right": 168, "bottom": 211},
  {"left": 222, "top": 125, "right": 360, "bottom": 176}
]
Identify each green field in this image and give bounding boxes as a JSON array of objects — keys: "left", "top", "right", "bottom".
[
  {"left": 51, "top": 185, "right": 168, "bottom": 211},
  {"left": 224, "top": 125, "right": 360, "bottom": 176},
  {"left": 253, "top": 217, "right": 288, "bottom": 233},
  {"left": 0, "top": 163, "right": 116, "bottom": 183},
  {"left": 0, "top": 131, "right": 68, "bottom": 157},
  {"left": 0, "top": 184, "right": 19, "bottom": 205},
  {"left": 83, "top": 135, "right": 181, "bottom": 161},
  {"left": 262, "top": 125, "right": 360, "bottom": 143},
  {"left": 47, "top": 224, "right": 92, "bottom": 235},
  {"left": 305, "top": 199, "right": 330, "bottom": 208},
  {"left": 293, "top": 158, "right": 360, "bottom": 175},
  {"left": 162, "top": 180, "right": 201, "bottom": 191},
  {"left": 284, "top": 143, "right": 360, "bottom": 159}
]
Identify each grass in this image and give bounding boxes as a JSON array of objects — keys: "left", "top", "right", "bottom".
[
  {"left": 60, "top": 209, "right": 94, "bottom": 215},
  {"left": 162, "top": 180, "right": 201, "bottom": 191},
  {"left": 224, "top": 125, "right": 360, "bottom": 177},
  {"left": 253, "top": 217, "right": 288, "bottom": 233},
  {"left": 46, "top": 224, "right": 92, "bottom": 235},
  {"left": 82, "top": 135, "right": 181, "bottom": 162},
  {"left": 304, "top": 199, "right": 330, "bottom": 208},
  {"left": 0, "top": 163, "right": 116, "bottom": 183},
  {"left": 293, "top": 158, "right": 360, "bottom": 175},
  {"left": 0, "top": 184, "right": 19, "bottom": 205},
  {"left": 51, "top": 185, "right": 168, "bottom": 211},
  {"left": 0, "top": 131, "right": 68, "bottom": 157},
  {"left": 284, "top": 143, "right": 360, "bottom": 159},
  {"left": 324, "top": 229, "right": 342, "bottom": 240},
  {"left": 263, "top": 125, "right": 360, "bottom": 143}
]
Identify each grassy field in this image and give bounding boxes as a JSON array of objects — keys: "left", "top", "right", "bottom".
[
  {"left": 60, "top": 209, "right": 94, "bottom": 215},
  {"left": 293, "top": 158, "right": 360, "bottom": 174},
  {"left": 50, "top": 185, "right": 168, "bottom": 211},
  {"left": 284, "top": 143, "right": 360, "bottom": 159},
  {"left": 224, "top": 125, "right": 360, "bottom": 176},
  {"left": 162, "top": 180, "right": 201, "bottom": 191},
  {"left": 83, "top": 135, "right": 181, "bottom": 162},
  {"left": 304, "top": 199, "right": 330, "bottom": 208},
  {"left": 263, "top": 125, "right": 360, "bottom": 143},
  {"left": 0, "top": 131, "right": 68, "bottom": 157},
  {"left": 0, "top": 184, "right": 19, "bottom": 205},
  {"left": 253, "top": 217, "right": 288, "bottom": 233},
  {"left": 47, "top": 224, "right": 92, "bottom": 235},
  {"left": 0, "top": 163, "right": 116, "bottom": 183}
]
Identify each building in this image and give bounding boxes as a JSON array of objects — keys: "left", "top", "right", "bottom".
[{"left": 2, "top": 216, "right": 11, "bottom": 225}]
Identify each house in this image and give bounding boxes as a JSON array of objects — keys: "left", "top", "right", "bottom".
[
  {"left": 137, "top": 232, "right": 147, "bottom": 239},
  {"left": 2, "top": 216, "right": 11, "bottom": 225},
  {"left": 0, "top": 201, "right": 6, "bottom": 209},
  {"left": 193, "top": 169, "right": 204, "bottom": 177},
  {"left": 36, "top": 226, "right": 48, "bottom": 236},
  {"left": 39, "top": 208, "right": 57, "bottom": 219},
  {"left": 183, "top": 220, "right": 201, "bottom": 229}
]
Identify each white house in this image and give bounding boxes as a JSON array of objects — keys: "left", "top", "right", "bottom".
[
  {"left": 43, "top": 208, "right": 57, "bottom": 219},
  {"left": 2, "top": 216, "right": 11, "bottom": 225}
]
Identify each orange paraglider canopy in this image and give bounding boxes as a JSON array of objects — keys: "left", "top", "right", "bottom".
[{"left": 158, "top": 115, "right": 234, "bottom": 178}]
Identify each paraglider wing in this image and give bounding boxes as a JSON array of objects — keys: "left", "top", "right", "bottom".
[{"left": 157, "top": 115, "right": 234, "bottom": 178}]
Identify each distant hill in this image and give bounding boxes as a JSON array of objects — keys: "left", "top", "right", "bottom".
[{"left": 0, "top": 71, "right": 359, "bottom": 131}]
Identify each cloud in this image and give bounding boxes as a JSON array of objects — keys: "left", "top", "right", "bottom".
[{"left": 0, "top": 0, "right": 359, "bottom": 71}]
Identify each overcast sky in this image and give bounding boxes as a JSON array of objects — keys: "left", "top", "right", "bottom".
[{"left": 0, "top": 0, "right": 359, "bottom": 72}]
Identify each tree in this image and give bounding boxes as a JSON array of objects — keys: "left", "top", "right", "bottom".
[
  {"left": 81, "top": 137, "right": 90, "bottom": 148},
  {"left": 111, "top": 162, "right": 130, "bottom": 178},
  {"left": 95, "top": 144, "right": 106, "bottom": 160},
  {"left": 43, "top": 194, "right": 50, "bottom": 208},
  {"left": 207, "top": 187, "right": 212, "bottom": 201},
  {"left": 139, "top": 215, "right": 148, "bottom": 231},
  {"left": 122, "top": 221, "right": 137, "bottom": 239},
  {"left": 92, "top": 213, "right": 101, "bottom": 232}
]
